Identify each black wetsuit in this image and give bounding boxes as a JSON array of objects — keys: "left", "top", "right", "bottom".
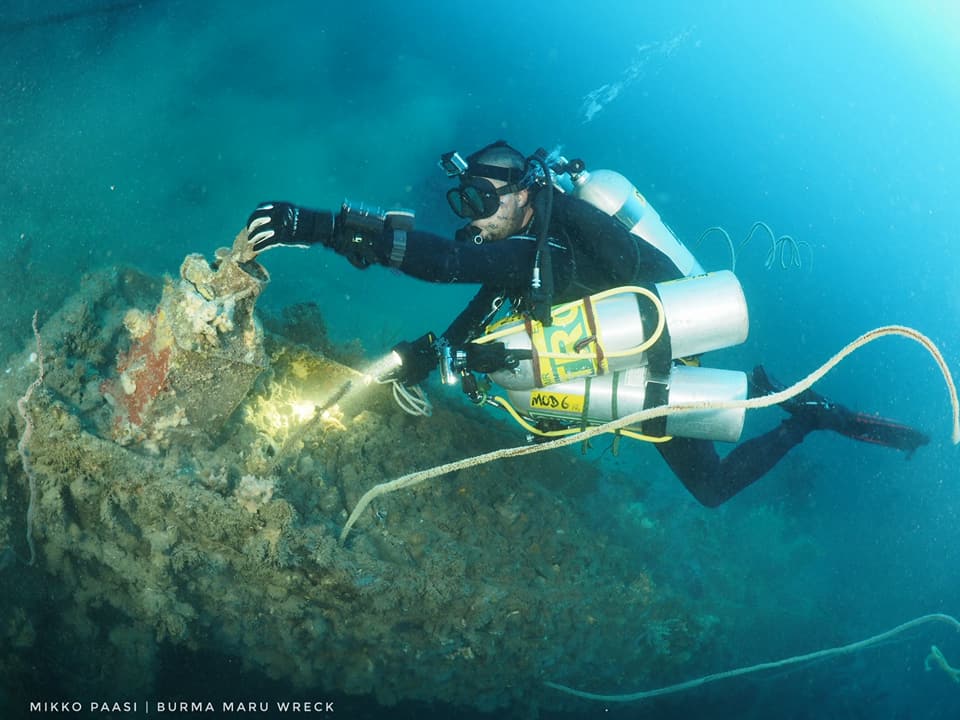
[{"left": 348, "top": 192, "right": 809, "bottom": 506}]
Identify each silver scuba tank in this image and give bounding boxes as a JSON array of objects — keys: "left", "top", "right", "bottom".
[
  {"left": 571, "top": 168, "right": 705, "bottom": 277},
  {"left": 487, "top": 270, "right": 748, "bottom": 391},
  {"left": 507, "top": 364, "right": 748, "bottom": 443}
]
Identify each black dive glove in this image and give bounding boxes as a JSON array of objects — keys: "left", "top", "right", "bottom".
[
  {"left": 246, "top": 202, "right": 334, "bottom": 253},
  {"left": 387, "top": 336, "right": 518, "bottom": 387},
  {"left": 391, "top": 333, "right": 439, "bottom": 386}
]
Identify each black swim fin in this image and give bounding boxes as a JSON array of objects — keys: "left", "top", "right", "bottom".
[{"left": 751, "top": 366, "right": 930, "bottom": 457}]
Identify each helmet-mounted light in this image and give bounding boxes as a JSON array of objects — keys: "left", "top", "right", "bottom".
[{"left": 439, "top": 151, "right": 469, "bottom": 177}]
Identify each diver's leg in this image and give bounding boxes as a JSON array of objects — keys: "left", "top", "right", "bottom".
[
  {"left": 656, "top": 364, "right": 929, "bottom": 507},
  {"left": 656, "top": 417, "right": 811, "bottom": 507},
  {"left": 751, "top": 365, "right": 929, "bottom": 455}
]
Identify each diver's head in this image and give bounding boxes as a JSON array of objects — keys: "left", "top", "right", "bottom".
[{"left": 444, "top": 140, "right": 534, "bottom": 242}]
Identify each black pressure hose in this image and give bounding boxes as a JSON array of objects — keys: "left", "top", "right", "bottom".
[{"left": 528, "top": 155, "right": 555, "bottom": 326}]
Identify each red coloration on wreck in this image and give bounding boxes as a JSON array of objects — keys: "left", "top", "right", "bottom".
[{"left": 102, "top": 314, "right": 172, "bottom": 426}]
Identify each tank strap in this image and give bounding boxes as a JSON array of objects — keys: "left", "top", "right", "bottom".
[
  {"left": 611, "top": 371, "right": 620, "bottom": 419},
  {"left": 523, "top": 315, "right": 544, "bottom": 388},
  {"left": 580, "top": 294, "right": 606, "bottom": 374},
  {"left": 637, "top": 284, "right": 673, "bottom": 438},
  {"left": 610, "top": 371, "right": 624, "bottom": 454},
  {"left": 642, "top": 378, "right": 670, "bottom": 437},
  {"left": 580, "top": 377, "right": 592, "bottom": 433}
]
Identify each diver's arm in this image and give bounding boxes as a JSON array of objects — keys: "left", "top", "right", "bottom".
[
  {"left": 442, "top": 285, "right": 503, "bottom": 346},
  {"left": 394, "top": 231, "right": 541, "bottom": 285},
  {"left": 245, "top": 201, "right": 413, "bottom": 269},
  {"left": 382, "top": 286, "right": 507, "bottom": 388},
  {"left": 246, "top": 201, "right": 540, "bottom": 284}
]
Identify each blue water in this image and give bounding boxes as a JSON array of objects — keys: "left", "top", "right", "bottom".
[{"left": 2, "top": 0, "right": 959, "bottom": 717}]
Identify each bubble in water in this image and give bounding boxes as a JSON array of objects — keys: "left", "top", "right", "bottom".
[{"left": 580, "top": 31, "right": 692, "bottom": 123}]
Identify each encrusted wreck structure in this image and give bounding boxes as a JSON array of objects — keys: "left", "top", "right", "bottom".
[{"left": 0, "top": 230, "right": 758, "bottom": 715}]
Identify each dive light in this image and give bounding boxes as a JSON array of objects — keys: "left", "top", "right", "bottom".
[{"left": 364, "top": 351, "right": 404, "bottom": 384}]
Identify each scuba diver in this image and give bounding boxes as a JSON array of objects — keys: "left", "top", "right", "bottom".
[{"left": 245, "top": 140, "right": 929, "bottom": 507}]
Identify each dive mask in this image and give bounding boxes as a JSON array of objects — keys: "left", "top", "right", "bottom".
[
  {"left": 440, "top": 141, "right": 527, "bottom": 220},
  {"left": 446, "top": 177, "right": 520, "bottom": 220}
]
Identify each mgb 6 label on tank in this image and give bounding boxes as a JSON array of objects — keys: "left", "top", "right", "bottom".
[{"left": 528, "top": 390, "right": 585, "bottom": 414}]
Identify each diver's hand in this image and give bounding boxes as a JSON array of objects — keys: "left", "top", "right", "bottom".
[
  {"left": 392, "top": 333, "right": 439, "bottom": 386},
  {"left": 464, "top": 341, "right": 519, "bottom": 373},
  {"left": 246, "top": 202, "right": 334, "bottom": 253}
]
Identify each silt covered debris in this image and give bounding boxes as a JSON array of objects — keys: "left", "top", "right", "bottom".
[{"left": 1, "top": 230, "right": 729, "bottom": 715}]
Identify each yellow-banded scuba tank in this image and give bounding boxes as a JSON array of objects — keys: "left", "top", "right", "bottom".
[
  {"left": 483, "top": 271, "right": 747, "bottom": 390},
  {"left": 506, "top": 365, "right": 748, "bottom": 442},
  {"left": 477, "top": 270, "right": 750, "bottom": 442}
]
